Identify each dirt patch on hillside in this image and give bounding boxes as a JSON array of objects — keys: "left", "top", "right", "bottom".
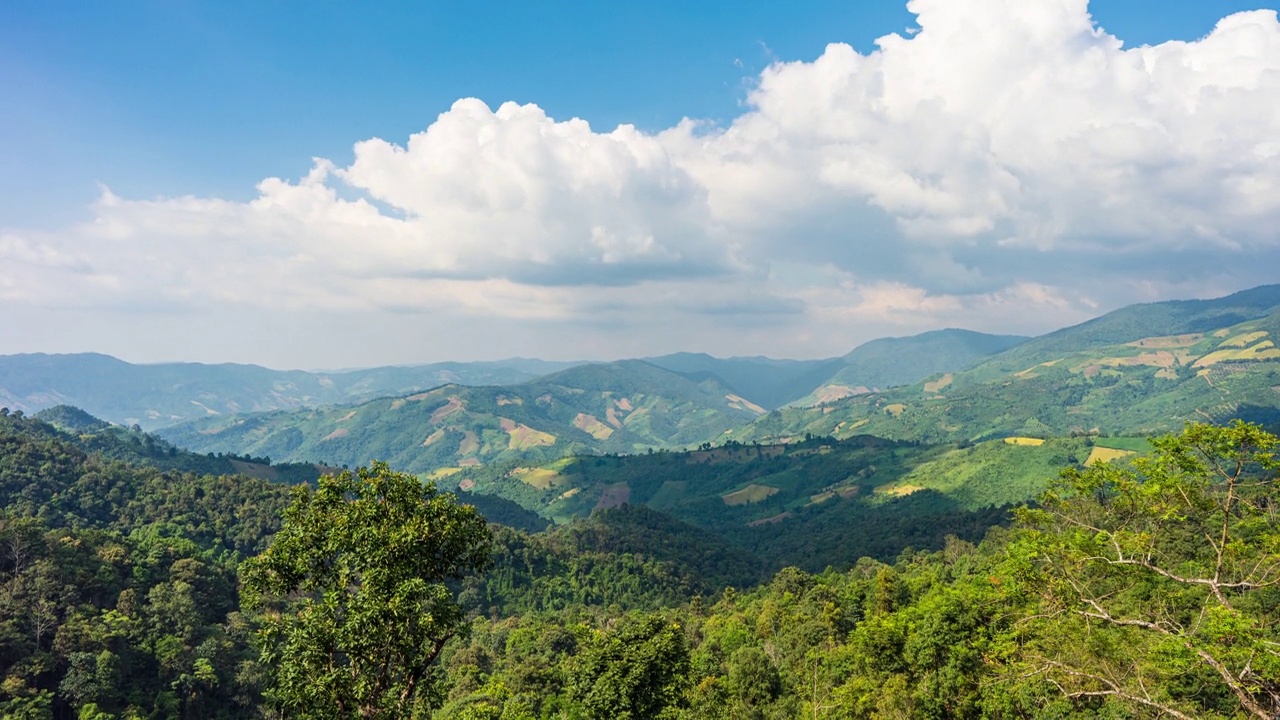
[
  {"left": 431, "top": 397, "right": 464, "bottom": 423},
  {"left": 1128, "top": 333, "right": 1203, "bottom": 349},
  {"left": 501, "top": 419, "right": 556, "bottom": 449},
  {"left": 726, "top": 394, "right": 766, "bottom": 414},
  {"left": 573, "top": 413, "right": 614, "bottom": 440},
  {"left": 496, "top": 395, "right": 522, "bottom": 406},
  {"left": 422, "top": 429, "right": 445, "bottom": 447},
  {"left": 594, "top": 483, "right": 631, "bottom": 511},
  {"left": 229, "top": 459, "right": 279, "bottom": 481},
  {"left": 748, "top": 512, "right": 792, "bottom": 527},
  {"left": 722, "top": 484, "right": 780, "bottom": 506},
  {"left": 923, "top": 374, "right": 954, "bottom": 393},
  {"left": 614, "top": 397, "right": 634, "bottom": 412},
  {"left": 322, "top": 428, "right": 350, "bottom": 441}
]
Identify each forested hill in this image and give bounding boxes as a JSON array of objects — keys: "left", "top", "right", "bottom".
[
  {"left": 793, "top": 328, "right": 1028, "bottom": 406},
  {"left": 157, "top": 360, "right": 767, "bottom": 474},
  {"left": 0, "top": 353, "right": 578, "bottom": 430},
  {"left": 730, "top": 301, "right": 1280, "bottom": 446}
]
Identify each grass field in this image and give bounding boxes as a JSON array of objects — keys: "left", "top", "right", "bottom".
[
  {"left": 1086, "top": 447, "right": 1133, "bottom": 466},
  {"left": 1004, "top": 437, "right": 1045, "bottom": 446},
  {"left": 722, "top": 484, "right": 780, "bottom": 506}
]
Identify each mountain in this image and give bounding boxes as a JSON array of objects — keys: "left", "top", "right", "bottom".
[
  {"left": 156, "top": 360, "right": 766, "bottom": 474},
  {"left": 643, "top": 353, "right": 847, "bottom": 409},
  {"left": 0, "top": 353, "right": 580, "bottom": 430},
  {"left": 448, "top": 432, "right": 1033, "bottom": 570},
  {"left": 728, "top": 288, "right": 1280, "bottom": 445},
  {"left": 791, "top": 329, "right": 1029, "bottom": 406}
]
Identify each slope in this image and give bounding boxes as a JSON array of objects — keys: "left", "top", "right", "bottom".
[
  {"left": 157, "top": 360, "right": 765, "bottom": 475},
  {"left": 729, "top": 294, "right": 1280, "bottom": 445},
  {"left": 792, "top": 329, "right": 1028, "bottom": 405},
  {"left": 0, "top": 353, "right": 579, "bottom": 430}
]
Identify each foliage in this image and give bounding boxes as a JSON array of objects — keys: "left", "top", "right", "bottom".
[
  {"left": 1014, "top": 420, "right": 1280, "bottom": 718},
  {"left": 241, "top": 462, "right": 493, "bottom": 718}
]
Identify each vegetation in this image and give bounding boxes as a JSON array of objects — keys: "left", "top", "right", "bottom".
[
  {"left": 1, "top": 353, "right": 573, "bottom": 430},
  {"left": 158, "top": 361, "right": 766, "bottom": 474},
  {"left": 242, "top": 464, "right": 491, "bottom": 718}
]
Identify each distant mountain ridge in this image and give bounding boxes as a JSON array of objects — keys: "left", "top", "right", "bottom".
[
  {"left": 157, "top": 359, "right": 766, "bottom": 474},
  {"left": 790, "top": 328, "right": 1029, "bottom": 406},
  {"left": 730, "top": 285, "right": 1280, "bottom": 445},
  {"left": 0, "top": 353, "right": 580, "bottom": 430}
]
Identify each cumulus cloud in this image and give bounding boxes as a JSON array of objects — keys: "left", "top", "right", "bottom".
[{"left": 5, "top": 0, "right": 1280, "bottom": 363}]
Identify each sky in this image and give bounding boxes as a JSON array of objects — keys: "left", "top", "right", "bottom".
[{"left": 3, "top": 0, "right": 1279, "bottom": 369}]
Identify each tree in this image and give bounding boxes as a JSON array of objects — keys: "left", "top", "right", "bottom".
[
  {"left": 1014, "top": 421, "right": 1280, "bottom": 718},
  {"left": 242, "top": 462, "right": 492, "bottom": 719},
  {"left": 568, "top": 616, "right": 691, "bottom": 720}
]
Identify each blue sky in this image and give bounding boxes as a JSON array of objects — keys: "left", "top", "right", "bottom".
[{"left": 3, "top": 1, "right": 1279, "bottom": 367}]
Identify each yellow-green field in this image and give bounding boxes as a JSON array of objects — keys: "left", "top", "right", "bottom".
[
  {"left": 923, "top": 374, "right": 953, "bottom": 393},
  {"left": 511, "top": 466, "right": 561, "bottom": 489},
  {"left": 1085, "top": 447, "right": 1134, "bottom": 466},
  {"left": 573, "top": 412, "right": 614, "bottom": 440},
  {"left": 1004, "top": 436, "right": 1045, "bottom": 446},
  {"left": 500, "top": 418, "right": 556, "bottom": 449},
  {"left": 884, "top": 403, "right": 907, "bottom": 417},
  {"left": 722, "top": 484, "right": 780, "bottom": 506}
]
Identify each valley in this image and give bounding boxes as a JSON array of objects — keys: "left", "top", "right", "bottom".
[{"left": 4, "top": 284, "right": 1280, "bottom": 719}]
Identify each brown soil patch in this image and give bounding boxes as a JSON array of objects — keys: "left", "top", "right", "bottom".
[
  {"left": 228, "top": 459, "right": 279, "bottom": 481},
  {"left": 614, "top": 397, "right": 634, "bottom": 412},
  {"left": 458, "top": 431, "right": 479, "bottom": 456},
  {"left": 458, "top": 458, "right": 481, "bottom": 467},
  {"left": 496, "top": 395, "right": 523, "bottom": 406},
  {"left": 722, "top": 484, "right": 780, "bottom": 506},
  {"left": 923, "top": 374, "right": 954, "bottom": 393},
  {"left": 457, "top": 478, "right": 475, "bottom": 491},
  {"left": 1128, "top": 333, "right": 1203, "bottom": 349},
  {"left": 503, "top": 420, "right": 556, "bottom": 450},
  {"left": 605, "top": 406, "right": 623, "bottom": 427},
  {"left": 338, "top": 410, "right": 357, "bottom": 422},
  {"left": 748, "top": 512, "right": 792, "bottom": 527},
  {"left": 422, "top": 429, "right": 445, "bottom": 447},
  {"left": 594, "top": 483, "right": 631, "bottom": 511},
  {"left": 725, "top": 394, "right": 766, "bottom": 414},
  {"left": 573, "top": 413, "right": 614, "bottom": 440},
  {"left": 322, "top": 428, "right": 350, "bottom": 441},
  {"left": 430, "top": 397, "right": 464, "bottom": 423},
  {"left": 811, "top": 385, "right": 861, "bottom": 405}
]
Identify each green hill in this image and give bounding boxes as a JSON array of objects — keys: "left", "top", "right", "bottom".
[
  {"left": 157, "top": 360, "right": 765, "bottom": 475},
  {"left": 791, "top": 328, "right": 1028, "bottom": 406},
  {"left": 729, "top": 296, "right": 1280, "bottom": 445},
  {"left": 643, "top": 353, "right": 847, "bottom": 409},
  {"left": 0, "top": 353, "right": 578, "bottom": 430}
]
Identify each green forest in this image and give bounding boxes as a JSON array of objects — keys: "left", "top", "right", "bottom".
[{"left": 3, "top": 406, "right": 1280, "bottom": 719}]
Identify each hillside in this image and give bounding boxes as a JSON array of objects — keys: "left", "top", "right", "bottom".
[
  {"left": 157, "top": 360, "right": 766, "bottom": 474},
  {"left": 643, "top": 353, "right": 847, "bottom": 409},
  {"left": 0, "top": 353, "right": 578, "bottom": 430},
  {"left": 729, "top": 301, "right": 1280, "bottom": 445},
  {"left": 791, "top": 329, "right": 1028, "bottom": 406},
  {"left": 446, "top": 432, "right": 1082, "bottom": 569}
]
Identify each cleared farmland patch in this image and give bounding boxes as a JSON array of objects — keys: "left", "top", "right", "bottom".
[
  {"left": 573, "top": 412, "right": 614, "bottom": 440},
  {"left": 722, "top": 484, "right": 780, "bottom": 506},
  {"left": 1004, "top": 436, "right": 1045, "bottom": 446},
  {"left": 594, "top": 482, "right": 631, "bottom": 511},
  {"left": 1086, "top": 447, "right": 1134, "bottom": 466},
  {"left": 923, "top": 374, "right": 953, "bottom": 393},
  {"left": 500, "top": 418, "right": 557, "bottom": 449},
  {"left": 511, "top": 466, "right": 561, "bottom": 489}
]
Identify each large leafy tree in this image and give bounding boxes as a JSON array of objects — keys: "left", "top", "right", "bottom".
[
  {"left": 1015, "top": 421, "right": 1280, "bottom": 718},
  {"left": 242, "top": 462, "right": 492, "bottom": 719}
]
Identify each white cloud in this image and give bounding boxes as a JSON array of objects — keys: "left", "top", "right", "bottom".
[{"left": 5, "top": 1, "right": 1280, "bottom": 364}]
